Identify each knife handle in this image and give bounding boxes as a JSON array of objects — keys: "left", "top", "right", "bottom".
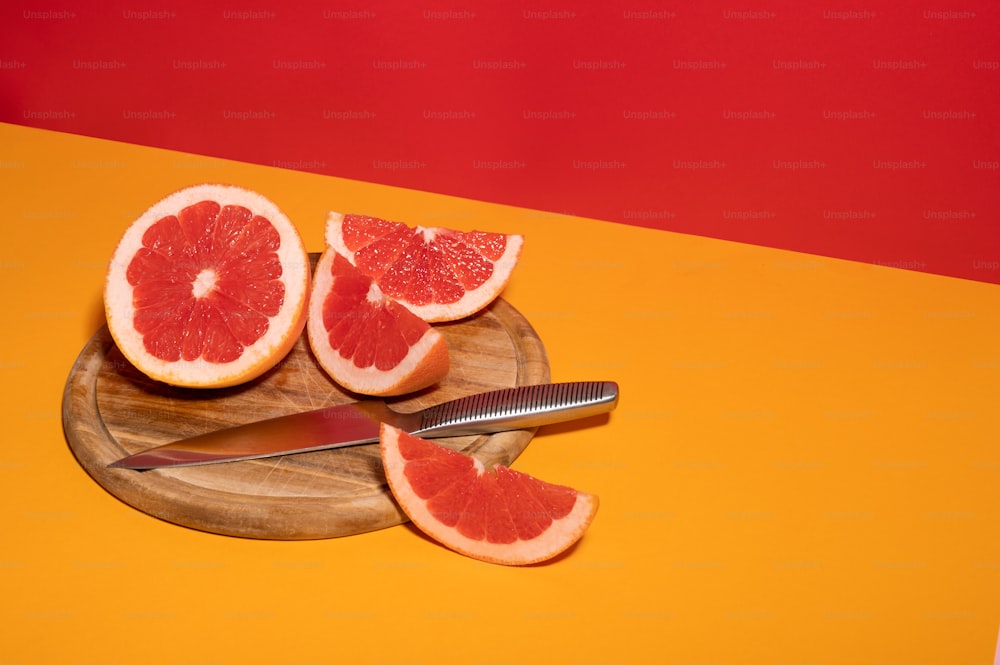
[{"left": 414, "top": 381, "right": 619, "bottom": 437}]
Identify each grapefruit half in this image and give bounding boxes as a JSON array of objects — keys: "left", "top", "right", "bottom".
[
  {"left": 325, "top": 212, "right": 523, "bottom": 322},
  {"left": 380, "top": 424, "right": 599, "bottom": 565},
  {"left": 104, "top": 184, "right": 311, "bottom": 388},
  {"left": 307, "top": 250, "right": 449, "bottom": 396}
]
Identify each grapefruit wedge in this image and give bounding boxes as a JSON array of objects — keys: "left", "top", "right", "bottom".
[
  {"left": 104, "top": 184, "right": 311, "bottom": 388},
  {"left": 307, "top": 249, "right": 449, "bottom": 396},
  {"left": 325, "top": 212, "right": 523, "bottom": 322},
  {"left": 380, "top": 424, "right": 599, "bottom": 565}
]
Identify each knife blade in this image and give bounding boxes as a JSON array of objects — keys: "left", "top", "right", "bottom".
[{"left": 108, "top": 381, "right": 619, "bottom": 470}]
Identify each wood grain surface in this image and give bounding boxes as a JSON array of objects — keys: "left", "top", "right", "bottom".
[{"left": 62, "top": 298, "right": 549, "bottom": 539}]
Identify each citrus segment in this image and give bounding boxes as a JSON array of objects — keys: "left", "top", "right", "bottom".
[
  {"left": 380, "top": 424, "right": 599, "bottom": 565},
  {"left": 306, "top": 249, "right": 449, "bottom": 396},
  {"left": 104, "top": 184, "right": 310, "bottom": 388},
  {"left": 326, "top": 212, "right": 523, "bottom": 322}
]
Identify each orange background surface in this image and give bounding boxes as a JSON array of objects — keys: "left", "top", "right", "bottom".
[{"left": 2, "top": 122, "right": 999, "bottom": 663}]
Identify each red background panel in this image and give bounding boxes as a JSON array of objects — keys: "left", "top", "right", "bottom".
[{"left": 2, "top": 0, "right": 998, "bottom": 283}]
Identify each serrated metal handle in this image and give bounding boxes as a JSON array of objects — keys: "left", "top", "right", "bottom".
[{"left": 414, "top": 381, "right": 619, "bottom": 437}]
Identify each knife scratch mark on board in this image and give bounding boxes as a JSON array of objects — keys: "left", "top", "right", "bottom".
[
  {"left": 255, "top": 456, "right": 286, "bottom": 496},
  {"left": 448, "top": 361, "right": 469, "bottom": 389}
]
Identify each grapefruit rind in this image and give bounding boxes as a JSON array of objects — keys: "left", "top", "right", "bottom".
[
  {"left": 379, "top": 424, "right": 599, "bottom": 566},
  {"left": 325, "top": 212, "right": 524, "bottom": 323},
  {"left": 104, "top": 184, "right": 311, "bottom": 388},
  {"left": 306, "top": 248, "right": 450, "bottom": 397}
]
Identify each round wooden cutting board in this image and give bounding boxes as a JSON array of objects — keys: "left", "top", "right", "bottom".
[{"left": 62, "top": 298, "right": 549, "bottom": 540}]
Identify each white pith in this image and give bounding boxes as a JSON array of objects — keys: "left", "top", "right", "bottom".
[
  {"left": 365, "top": 281, "right": 382, "bottom": 304},
  {"left": 416, "top": 226, "right": 437, "bottom": 242},
  {"left": 191, "top": 268, "right": 217, "bottom": 299},
  {"left": 104, "top": 184, "right": 310, "bottom": 388}
]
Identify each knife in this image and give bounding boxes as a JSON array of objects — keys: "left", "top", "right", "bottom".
[{"left": 108, "top": 381, "right": 619, "bottom": 470}]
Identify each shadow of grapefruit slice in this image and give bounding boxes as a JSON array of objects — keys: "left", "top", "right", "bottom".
[{"left": 380, "top": 424, "right": 599, "bottom": 565}]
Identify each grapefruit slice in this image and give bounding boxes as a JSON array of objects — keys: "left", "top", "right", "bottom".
[
  {"left": 380, "top": 424, "right": 599, "bottom": 565},
  {"left": 104, "top": 184, "right": 311, "bottom": 388},
  {"left": 325, "top": 212, "right": 523, "bottom": 322},
  {"left": 306, "top": 249, "right": 449, "bottom": 396}
]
